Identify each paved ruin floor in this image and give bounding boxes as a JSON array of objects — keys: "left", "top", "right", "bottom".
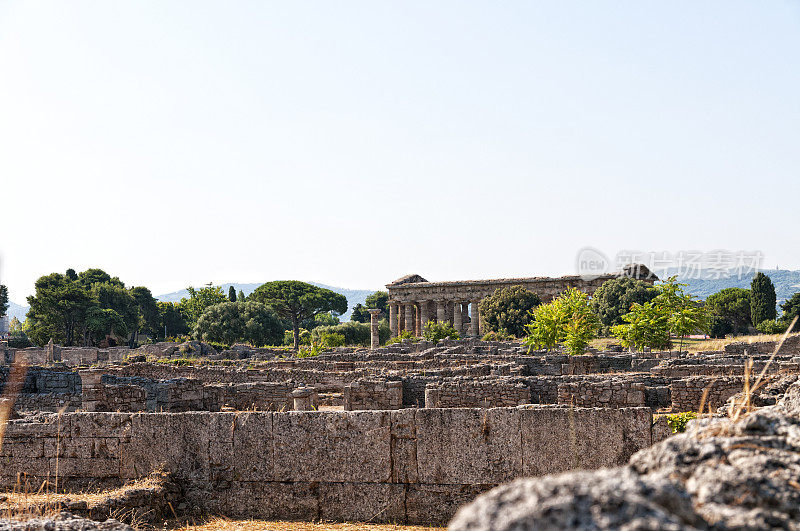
[{"left": 172, "top": 519, "right": 443, "bottom": 530}]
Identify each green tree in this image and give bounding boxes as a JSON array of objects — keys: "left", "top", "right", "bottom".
[
  {"left": 129, "top": 286, "right": 160, "bottom": 341},
  {"left": 228, "top": 286, "right": 237, "bottom": 302},
  {"left": 0, "top": 284, "right": 8, "bottom": 318},
  {"left": 85, "top": 307, "right": 128, "bottom": 344},
  {"left": 311, "top": 321, "right": 370, "bottom": 345},
  {"left": 26, "top": 273, "right": 94, "bottom": 346},
  {"left": 194, "top": 301, "right": 283, "bottom": 346},
  {"left": 158, "top": 301, "right": 190, "bottom": 339},
  {"left": 479, "top": 285, "right": 541, "bottom": 337},
  {"left": 525, "top": 287, "right": 599, "bottom": 355},
  {"left": 91, "top": 282, "right": 138, "bottom": 339},
  {"left": 705, "top": 288, "right": 751, "bottom": 335},
  {"left": 365, "top": 291, "right": 389, "bottom": 315},
  {"left": 178, "top": 286, "right": 228, "bottom": 328},
  {"left": 237, "top": 289, "right": 246, "bottom": 302},
  {"left": 250, "top": 281, "right": 347, "bottom": 349},
  {"left": 780, "top": 292, "right": 800, "bottom": 332},
  {"left": 612, "top": 277, "right": 708, "bottom": 352},
  {"left": 350, "top": 303, "right": 370, "bottom": 323},
  {"left": 750, "top": 272, "right": 777, "bottom": 327},
  {"left": 589, "top": 277, "right": 658, "bottom": 333}
]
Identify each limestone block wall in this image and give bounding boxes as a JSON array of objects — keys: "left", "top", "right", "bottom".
[
  {"left": 557, "top": 379, "right": 646, "bottom": 408},
  {"left": 82, "top": 384, "right": 147, "bottom": 413},
  {"left": 343, "top": 380, "right": 403, "bottom": 410},
  {"left": 14, "top": 393, "right": 82, "bottom": 412},
  {"left": 424, "top": 380, "right": 531, "bottom": 408},
  {"left": 0, "top": 407, "right": 654, "bottom": 524},
  {"left": 670, "top": 376, "right": 743, "bottom": 412},
  {"left": 203, "top": 382, "right": 295, "bottom": 411}
]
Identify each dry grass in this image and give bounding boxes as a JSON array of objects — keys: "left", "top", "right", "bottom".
[
  {"left": 171, "top": 518, "right": 444, "bottom": 531},
  {"left": 590, "top": 332, "right": 800, "bottom": 353}
]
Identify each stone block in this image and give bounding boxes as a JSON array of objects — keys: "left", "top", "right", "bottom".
[
  {"left": 415, "top": 408, "right": 522, "bottom": 485},
  {"left": 231, "top": 412, "right": 273, "bottom": 482},
  {"left": 405, "top": 484, "right": 491, "bottom": 525},
  {"left": 272, "top": 411, "right": 391, "bottom": 483},
  {"left": 389, "top": 409, "right": 418, "bottom": 483},
  {"left": 318, "top": 482, "right": 406, "bottom": 523}
]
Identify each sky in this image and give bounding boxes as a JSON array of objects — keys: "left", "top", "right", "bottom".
[{"left": 1, "top": 1, "right": 799, "bottom": 303}]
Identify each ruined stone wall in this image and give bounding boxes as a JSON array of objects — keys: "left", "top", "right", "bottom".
[
  {"left": 557, "top": 378, "right": 646, "bottom": 408},
  {"left": 343, "top": 380, "right": 403, "bottom": 410},
  {"left": 424, "top": 379, "right": 531, "bottom": 408},
  {"left": 0, "top": 407, "right": 654, "bottom": 524},
  {"left": 14, "top": 393, "right": 82, "bottom": 412},
  {"left": 670, "top": 376, "right": 743, "bottom": 412},
  {"left": 82, "top": 384, "right": 147, "bottom": 413},
  {"left": 203, "top": 382, "right": 295, "bottom": 411}
]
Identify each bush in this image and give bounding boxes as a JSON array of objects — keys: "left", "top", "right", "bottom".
[
  {"left": 479, "top": 286, "right": 541, "bottom": 337},
  {"left": 311, "top": 321, "right": 370, "bottom": 346},
  {"left": 319, "top": 332, "right": 345, "bottom": 348},
  {"left": 422, "top": 320, "right": 460, "bottom": 342},
  {"left": 756, "top": 319, "right": 788, "bottom": 335},
  {"left": 526, "top": 287, "right": 599, "bottom": 355},
  {"left": 8, "top": 332, "right": 32, "bottom": 349},
  {"left": 482, "top": 330, "right": 514, "bottom": 341},
  {"left": 386, "top": 330, "right": 418, "bottom": 345},
  {"left": 666, "top": 411, "right": 697, "bottom": 433}
]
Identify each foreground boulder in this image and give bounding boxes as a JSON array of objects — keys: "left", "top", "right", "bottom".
[
  {"left": 450, "top": 381, "right": 800, "bottom": 530},
  {"left": 0, "top": 512, "right": 132, "bottom": 530}
]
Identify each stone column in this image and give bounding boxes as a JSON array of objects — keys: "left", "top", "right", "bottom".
[
  {"left": 415, "top": 308, "right": 422, "bottom": 336},
  {"left": 453, "top": 302, "right": 462, "bottom": 335},
  {"left": 436, "top": 300, "right": 446, "bottom": 323},
  {"left": 461, "top": 302, "right": 470, "bottom": 335},
  {"left": 368, "top": 309, "right": 381, "bottom": 349},
  {"left": 404, "top": 303, "right": 415, "bottom": 335},
  {"left": 470, "top": 300, "right": 481, "bottom": 337},
  {"left": 388, "top": 302, "right": 398, "bottom": 338},
  {"left": 419, "top": 301, "right": 429, "bottom": 334}
]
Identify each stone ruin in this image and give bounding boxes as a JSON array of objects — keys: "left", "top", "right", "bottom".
[{"left": 1, "top": 331, "right": 799, "bottom": 527}]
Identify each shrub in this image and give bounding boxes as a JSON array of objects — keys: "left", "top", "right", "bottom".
[
  {"left": 319, "top": 332, "right": 346, "bottom": 348},
  {"left": 666, "top": 411, "right": 697, "bottom": 433},
  {"left": 612, "top": 277, "right": 708, "bottom": 352},
  {"left": 479, "top": 286, "right": 541, "bottom": 337},
  {"left": 386, "top": 330, "right": 418, "bottom": 345},
  {"left": 708, "top": 315, "right": 735, "bottom": 339},
  {"left": 194, "top": 301, "right": 284, "bottom": 347},
  {"left": 422, "top": 320, "right": 460, "bottom": 342},
  {"left": 8, "top": 332, "right": 32, "bottom": 349},
  {"left": 525, "top": 287, "right": 599, "bottom": 355},
  {"left": 482, "top": 330, "right": 513, "bottom": 341},
  {"left": 311, "top": 321, "right": 370, "bottom": 346},
  {"left": 756, "top": 319, "right": 788, "bottom": 335}
]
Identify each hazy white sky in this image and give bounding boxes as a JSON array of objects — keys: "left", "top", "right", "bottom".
[{"left": 1, "top": 1, "right": 799, "bottom": 303}]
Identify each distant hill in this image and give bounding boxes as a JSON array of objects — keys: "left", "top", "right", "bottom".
[
  {"left": 673, "top": 269, "right": 800, "bottom": 307},
  {"left": 5, "top": 301, "right": 29, "bottom": 323},
  {"left": 156, "top": 282, "right": 378, "bottom": 320}
]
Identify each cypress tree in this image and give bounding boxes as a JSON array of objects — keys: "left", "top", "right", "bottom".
[
  {"left": 238, "top": 290, "right": 246, "bottom": 302},
  {"left": 750, "top": 272, "right": 777, "bottom": 326},
  {"left": 228, "top": 286, "right": 237, "bottom": 302}
]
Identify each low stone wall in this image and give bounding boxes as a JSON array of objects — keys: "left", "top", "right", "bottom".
[
  {"left": 670, "top": 376, "right": 743, "bottom": 412},
  {"left": 557, "top": 378, "right": 646, "bottom": 408},
  {"left": 343, "top": 380, "right": 403, "bottom": 410},
  {"left": 424, "top": 380, "right": 531, "bottom": 408},
  {"left": 0, "top": 407, "right": 654, "bottom": 524},
  {"left": 204, "top": 382, "right": 295, "bottom": 411},
  {"left": 14, "top": 393, "right": 82, "bottom": 412}
]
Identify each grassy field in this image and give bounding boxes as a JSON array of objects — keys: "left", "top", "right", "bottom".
[{"left": 590, "top": 332, "right": 797, "bottom": 353}]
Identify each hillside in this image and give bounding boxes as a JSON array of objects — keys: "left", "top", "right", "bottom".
[{"left": 675, "top": 268, "right": 800, "bottom": 306}]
